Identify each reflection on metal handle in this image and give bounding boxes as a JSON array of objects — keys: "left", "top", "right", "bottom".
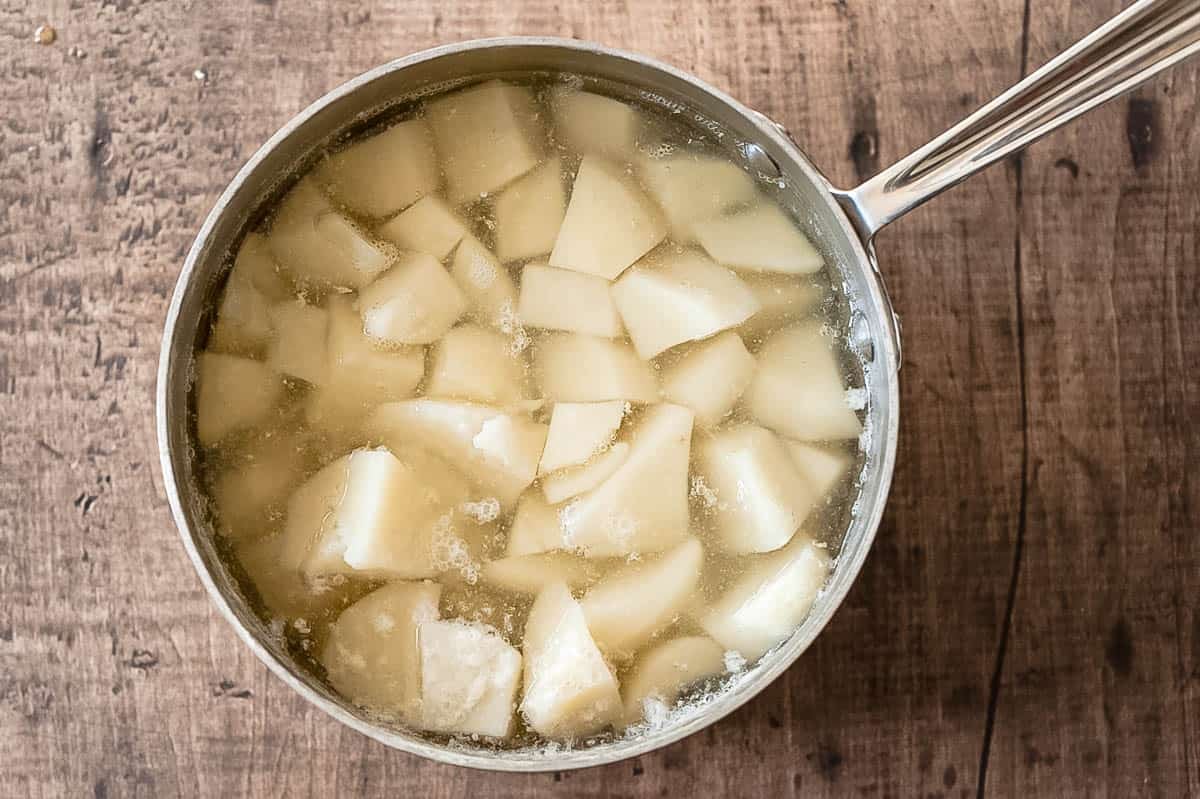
[{"left": 834, "top": 0, "right": 1200, "bottom": 241}]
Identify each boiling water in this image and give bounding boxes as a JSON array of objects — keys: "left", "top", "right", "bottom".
[{"left": 194, "top": 74, "right": 867, "bottom": 749}]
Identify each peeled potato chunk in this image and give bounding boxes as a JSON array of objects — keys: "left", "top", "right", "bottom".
[
  {"left": 538, "top": 399, "right": 626, "bottom": 475},
  {"left": 505, "top": 491, "right": 564, "bottom": 557},
  {"left": 533, "top": 334, "right": 658, "bottom": 404},
  {"left": 195, "top": 352, "right": 283, "bottom": 446},
  {"left": 696, "top": 425, "right": 816, "bottom": 554},
  {"left": 542, "top": 441, "right": 630, "bottom": 504},
  {"left": 357, "top": 252, "right": 468, "bottom": 345},
  {"left": 494, "top": 158, "right": 566, "bottom": 262},
  {"left": 324, "top": 294, "right": 425, "bottom": 408},
  {"left": 231, "top": 232, "right": 295, "bottom": 300},
  {"left": 280, "top": 447, "right": 472, "bottom": 580},
  {"left": 521, "top": 582, "right": 621, "bottom": 738},
  {"left": 426, "top": 324, "right": 528, "bottom": 404},
  {"left": 549, "top": 156, "right": 666, "bottom": 280},
  {"left": 322, "top": 581, "right": 442, "bottom": 719},
  {"left": 693, "top": 203, "right": 823, "bottom": 274},
  {"left": 744, "top": 321, "right": 863, "bottom": 441},
  {"left": 314, "top": 118, "right": 439, "bottom": 218},
  {"left": 209, "top": 272, "right": 272, "bottom": 357},
  {"left": 660, "top": 332, "right": 755, "bottom": 427},
  {"left": 448, "top": 237, "right": 520, "bottom": 331},
  {"left": 581, "top": 537, "right": 703, "bottom": 658},
  {"left": 417, "top": 620, "right": 522, "bottom": 738},
  {"left": 266, "top": 300, "right": 329, "bottom": 386},
  {"left": 426, "top": 80, "right": 543, "bottom": 204},
  {"left": 621, "top": 636, "right": 726, "bottom": 726},
  {"left": 785, "top": 441, "right": 853, "bottom": 501},
  {"left": 560, "top": 403, "right": 694, "bottom": 558},
  {"left": 549, "top": 88, "right": 640, "bottom": 161},
  {"left": 267, "top": 178, "right": 393, "bottom": 289},
  {"left": 639, "top": 154, "right": 758, "bottom": 241},
  {"left": 517, "top": 263, "right": 623, "bottom": 338},
  {"left": 208, "top": 234, "right": 289, "bottom": 357},
  {"left": 697, "top": 536, "right": 830, "bottom": 660},
  {"left": 482, "top": 552, "right": 597, "bottom": 594},
  {"left": 376, "top": 195, "right": 470, "bottom": 261},
  {"left": 738, "top": 273, "right": 824, "bottom": 341},
  {"left": 211, "top": 434, "right": 304, "bottom": 540},
  {"left": 365, "top": 400, "right": 548, "bottom": 509},
  {"left": 611, "top": 248, "right": 760, "bottom": 359}
]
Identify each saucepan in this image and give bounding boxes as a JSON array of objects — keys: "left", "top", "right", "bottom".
[{"left": 157, "top": 0, "right": 1200, "bottom": 771}]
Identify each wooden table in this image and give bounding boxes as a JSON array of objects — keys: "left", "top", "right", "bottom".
[{"left": 2, "top": 1, "right": 1197, "bottom": 796}]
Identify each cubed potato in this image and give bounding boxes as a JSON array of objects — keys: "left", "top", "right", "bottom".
[
  {"left": 208, "top": 236, "right": 286, "bottom": 356},
  {"left": 365, "top": 400, "right": 548, "bottom": 509},
  {"left": 231, "top": 232, "right": 295, "bottom": 301},
  {"left": 211, "top": 434, "right": 305, "bottom": 540},
  {"left": 696, "top": 536, "right": 830, "bottom": 660},
  {"left": 236, "top": 533, "right": 371, "bottom": 621},
  {"left": 426, "top": 324, "right": 528, "bottom": 404},
  {"left": 581, "top": 537, "right": 703, "bottom": 658},
  {"left": 325, "top": 295, "right": 425, "bottom": 407},
  {"left": 521, "top": 582, "right": 621, "bottom": 738},
  {"left": 693, "top": 203, "right": 823, "bottom": 274},
  {"left": 268, "top": 178, "right": 394, "bottom": 288},
  {"left": 376, "top": 195, "right": 470, "bottom": 261},
  {"left": 426, "top": 80, "right": 543, "bottom": 204},
  {"left": 538, "top": 399, "right": 626, "bottom": 475},
  {"left": 357, "top": 252, "right": 468, "bottom": 345},
  {"left": 449, "top": 237, "right": 520, "bottom": 332},
  {"left": 195, "top": 352, "right": 283, "bottom": 446},
  {"left": 621, "top": 636, "right": 726, "bottom": 726},
  {"left": 549, "top": 156, "right": 666, "bottom": 280},
  {"left": 559, "top": 403, "right": 694, "bottom": 558},
  {"left": 505, "top": 491, "right": 564, "bottom": 557},
  {"left": 209, "top": 272, "right": 272, "bottom": 357},
  {"left": 784, "top": 440, "right": 853, "bottom": 500},
  {"left": 611, "top": 248, "right": 761, "bottom": 359},
  {"left": 542, "top": 441, "right": 630, "bottom": 504},
  {"left": 737, "top": 273, "right": 824, "bottom": 342},
  {"left": 417, "top": 620, "right": 522, "bottom": 738},
  {"left": 660, "top": 332, "right": 755, "bottom": 427},
  {"left": 517, "top": 263, "right": 623, "bottom": 338},
  {"left": 321, "top": 581, "right": 442, "bottom": 719},
  {"left": 313, "top": 118, "right": 439, "bottom": 217},
  {"left": 280, "top": 447, "right": 473, "bottom": 580},
  {"left": 696, "top": 425, "right": 816, "bottom": 554},
  {"left": 639, "top": 154, "right": 758, "bottom": 240},
  {"left": 549, "top": 88, "right": 640, "bottom": 161},
  {"left": 744, "top": 322, "right": 863, "bottom": 441},
  {"left": 494, "top": 158, "right": 566, "bottom": 262},
  {"left": 533, "top": 334, "right": 658, "bottom": 404},
  {"left": 481, "top": 552, "right": 598, "bottom": 595},
  {"left": 266, "top": 300, "right": 329, "bottom": 386}
]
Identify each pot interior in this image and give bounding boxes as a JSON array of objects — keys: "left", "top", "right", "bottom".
[{"left": 158, "top": 38, "right": 900, "bottom": 770}]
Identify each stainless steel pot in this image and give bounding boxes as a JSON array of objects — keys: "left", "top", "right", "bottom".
[{"left": 157, "top": 0, "right": 1200, "bottom": 771}]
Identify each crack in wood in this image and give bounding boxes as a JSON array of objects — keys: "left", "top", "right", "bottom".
[{"left": 976, "top": 1, "right": 1033, "bottom": 795}]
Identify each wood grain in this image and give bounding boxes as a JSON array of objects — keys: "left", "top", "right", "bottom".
[{"left": 0, "top": 1, "right": 1195, "bottom": 797}]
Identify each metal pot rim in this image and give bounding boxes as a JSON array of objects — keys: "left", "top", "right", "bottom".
[{"left": 156, "top": 35, "right": 900, "bottom": 771}]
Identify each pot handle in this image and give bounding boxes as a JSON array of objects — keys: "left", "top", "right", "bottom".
[{"left": 832, "top": 0, "right": 1200, "bottom": 242}]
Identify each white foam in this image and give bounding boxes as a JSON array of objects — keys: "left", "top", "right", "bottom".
[
  {"left": 689, "top": 475, "right": 719, "bottom": 510},
  {"left": 461, "top": 497, "right": 501, "bottom": 524}
]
